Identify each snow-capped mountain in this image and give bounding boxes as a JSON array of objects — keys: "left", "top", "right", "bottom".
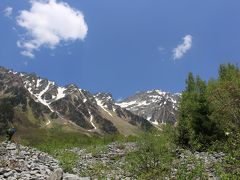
[
  {"left": 116, "top": 90, "right": 180, "bottom": 125},
  {"left": 0, "top": 67, "right": 152, "bottom": 135},
  {"left": 0, "top": 66, "right": 181, "bottom": 136}
]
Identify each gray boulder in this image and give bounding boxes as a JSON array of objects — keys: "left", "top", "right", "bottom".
[
  {"left": 47, "top": 168, "right": 63, "bottom": 180},
  {"left": 63, "top": 173, "right": 89, "bottom": 180}
]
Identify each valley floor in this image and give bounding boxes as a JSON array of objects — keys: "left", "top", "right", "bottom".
[{"left": 1, "top": 128, "right": 239, "bottom": 179}]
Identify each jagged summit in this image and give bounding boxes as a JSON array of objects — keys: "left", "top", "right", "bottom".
[{"left": 117, "top": 89, "right": 180, "bottom": 125}]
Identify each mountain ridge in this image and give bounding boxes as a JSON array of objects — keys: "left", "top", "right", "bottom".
[
  {"left": 0, "top": 66, "right": 180, "bottom": 136},
  {"left": 0, "top": 67, "right": 153, "bottom": 135}
]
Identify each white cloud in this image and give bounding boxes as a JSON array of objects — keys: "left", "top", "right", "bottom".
[
  {"left": 4, "top": 6, "right": 13, "bottom": 17},
  {"left": 158, "top": 46, "right": 165, "bottom": 53},
  {"left": 173, "top": 35, "right": 192, "bottom": 60},
  {"left": 16, "top": 0, "right": 88, "bottom": 58}
]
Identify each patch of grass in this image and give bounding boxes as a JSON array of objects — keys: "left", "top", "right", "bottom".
[{"left": 56, "top": 151, "right": 79, "bottom": 173}]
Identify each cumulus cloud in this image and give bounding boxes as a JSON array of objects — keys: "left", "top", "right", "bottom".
[
  {"left": 4, "top": 6, "right": 13, "bottom": 17},
  {"left": 16, "top": 0, "right": 88, "bottom": 58},
  {"left": 173, "top": 35, "right": 192, "bottom": 60}
]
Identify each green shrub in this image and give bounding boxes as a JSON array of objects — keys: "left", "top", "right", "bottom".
[{"left": 125, "top": 126, "right": 175, "bottom": 178}]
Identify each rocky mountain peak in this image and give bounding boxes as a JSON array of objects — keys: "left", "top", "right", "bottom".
[
  {"left": 94, "top": 93, "right": 114, "bottom": 104},
  {"left": 117, "top": 89, "right": 180, "bottom": 125}
]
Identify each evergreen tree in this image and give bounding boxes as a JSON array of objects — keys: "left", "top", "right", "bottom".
[
  {"left": 208, "top": 64, "right": 240, "bottom": 132},
  {"left": 176, "top": 72, "right": 224, "bottom": 150}
]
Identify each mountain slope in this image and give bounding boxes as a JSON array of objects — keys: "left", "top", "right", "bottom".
[
  {"left": 116, "top": 90, "right": 180, "bottom": 125},
  {"left": 0, "top": 67, "right": 152, "bottom": 136}
]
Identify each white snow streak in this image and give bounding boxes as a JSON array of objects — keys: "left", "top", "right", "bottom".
[
  {"left": 35, "top": 82, "right": 54, "bottom": 112},
  {"left": 95, "top": 99, "right": 113, "bottom": 117},
  {"left": 24, "top": 81, "right": 54, "bottom": 113},
  {"left": 88, "top": 110, "right": 97, "bottom": 131},
  {"left": 79, "top": 89, "right": 87, "bottom": 103},
  {"left": 46, "top": 119, "right": 51, "bottom": 126},
  {"left": 36, "top": 79, "right": 42, "bottom": 88}
]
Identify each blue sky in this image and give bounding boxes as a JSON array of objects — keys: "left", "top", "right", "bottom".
[{"left": 0, "top": 0, "right": 239, "bottom": 100}]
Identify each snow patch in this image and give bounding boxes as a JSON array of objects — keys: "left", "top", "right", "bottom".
[
  {"left": 36, "top": 79, "right": 42, "bottom": 88},
  {"left": 55, "top": 87, "right": 66, "bottom": 100},
  {"left": 152, "top": 121, "right": 159, "bottom": 125},
  {"left": 147, "top": 116, "right": 151, "bottom": 121},
  {"left": 116, "top": 101, "right": 137, "bottom": 108}
]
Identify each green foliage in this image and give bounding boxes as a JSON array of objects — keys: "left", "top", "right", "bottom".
[
  {"left": 125, "top": 125, "right": 175, "bottom": 178},
  {"left": 176, "top": 73, "right": 224, "bottom": 150},
  {"left": 208, "top": 64, "right": 240, "bottom": 133},
  {"left": 211, "top": 131, "right": 240, "bottom": 178},
  {"left": 56, "top": 151, "right": 78, "bottom": 173},
  {"left": 0, "top": 102, "right": 14, "bottom": 135},
  {"left": 214, "top": 155, "right": 240, "bottom": 179},
  {"left": 177, "top": 63, "right": 240, "bottom": 152}
]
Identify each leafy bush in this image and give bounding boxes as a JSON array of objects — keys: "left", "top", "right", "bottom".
[{"left": 125, "top": 125, "right": 175, "bottom": 178}]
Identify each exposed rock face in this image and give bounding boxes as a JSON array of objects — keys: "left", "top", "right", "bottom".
[
  {"left": 0, "top": 141, "right": 83, "bottom": 180},
  {"left": 94, "top": 93, "right": 153, "bottom": 131},
  {"left": 0, "top": 67, "right": 153, "bottom": 135},
  {"left": 117, "top": 90, "right": 180, "bottom": 125}
]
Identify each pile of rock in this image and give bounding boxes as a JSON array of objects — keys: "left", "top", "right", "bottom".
[
  {"left": 0, "top": 141, "right": 85, "bottom": 180},
  {"left": 171, "top": 149, "right": 225, "bottom": 179},
  {"left": 70, "top": 142, "right": 137, "bottom": 179}
]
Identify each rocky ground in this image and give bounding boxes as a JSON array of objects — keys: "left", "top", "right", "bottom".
[
  {"left": 69, "top": 143, "right": 226, "bottom": 179},
  {"left": 171, "top": 149, "right": 225, "bottom": 179},
  {"left": 0, "top": 141, "right": 226, "bottom": 179},
  {"left": 70, "top": 142, "right": 137, "bottom": 179},
  {"left": 0, "top": 141, "right": 87, "bottom": 180}
]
